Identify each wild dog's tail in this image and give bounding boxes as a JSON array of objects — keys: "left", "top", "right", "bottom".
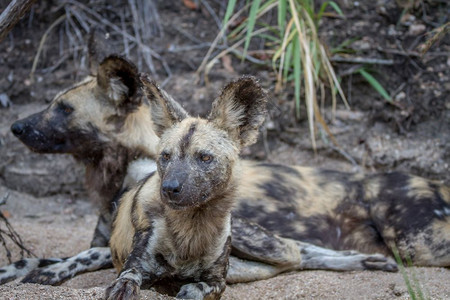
[{"left": 0, "top": 257, "right": 64, "bottom": 284}]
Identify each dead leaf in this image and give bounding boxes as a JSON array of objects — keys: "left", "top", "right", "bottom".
[
  {"left": 221, "top": 55, "right": 235, "bottom": 73},
  {"left": 1, "top": 210, "right": 11, "bottom": 218},
  {"left": 182, "top": 0, "right": 198, "bottom": 10}
]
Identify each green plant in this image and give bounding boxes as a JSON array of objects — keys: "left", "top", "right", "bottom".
[
  {"left": 358, "top": 68, "right": 392, "bottom": 103},
  {"left": 392, "top": 246, "right": 426, "bottom": 300},
  {"left": 198, "top": 0, "right": 349, "bottom": 150},
  {"left": 331, "top": 39, "right": 393, "bottom": 104}
]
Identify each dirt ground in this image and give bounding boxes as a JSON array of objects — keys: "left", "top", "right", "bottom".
[{"left": 0, "top": 0, "right": 449, "bottom": 299}]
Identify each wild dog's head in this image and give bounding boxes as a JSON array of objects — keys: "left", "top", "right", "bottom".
[
  {"left": 10, "top": 55, "right": 148, "bottom": 158},
  {"left": 141, "top": 75, "right": 267, "bottom": 210}
]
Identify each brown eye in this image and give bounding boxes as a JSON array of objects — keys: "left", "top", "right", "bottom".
[
  {"left": 200, "top": 154, "right": 213, "bottom": 163},
  {"left": 161, "top": 152, "right": 171, "bottom": 161},
  {"left": 64, "top": 107, "right": 73, "bottom": 114},
  {"left": 58, "top": 102, "right": 74, "bottom": 115}
]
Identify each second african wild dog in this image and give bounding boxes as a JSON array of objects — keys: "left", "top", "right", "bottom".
[
  {"left": 105, "top": 76, "right": 269, "bottom": 300},
  {"left": 2, "top": 54, "right": 450, "bottom": 285}
]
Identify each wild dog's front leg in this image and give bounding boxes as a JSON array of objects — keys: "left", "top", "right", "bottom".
[
  {"left": 105, "top": 230, "right": 162, "bottom": 300},
  {"left": 105, "top": 267, "right": 143, "bottom": 300},
  {"left": 91, "top": 211, "right": 113, "bottom": 247},
  {"left": 297, "top": 241, "right": 398, "bottom": 272},
  {"left": 177, "top": 235, "right": 231, "bottom": 300}
]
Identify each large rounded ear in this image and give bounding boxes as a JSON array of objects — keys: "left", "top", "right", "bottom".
[
  {"left": 140, "top": 74, "right": 189, "bottom": 137},
  {"left": 97, "top": 55, "right": 141, "bottom": 107},
  {"left": 208, "top": 76, "right": 267, "bottom": 148}
]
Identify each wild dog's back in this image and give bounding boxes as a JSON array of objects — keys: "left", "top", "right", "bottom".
[
  {"left": 365, "top": 173, "right": 450, "bottom": 266},
  {"left": 234, "top": 160, "right": 450, "bottom": 266},
  {"left": 234, "top": 162, "right": 384, "bottom": 254}
]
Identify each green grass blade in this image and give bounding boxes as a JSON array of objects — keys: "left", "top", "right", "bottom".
[
  {"left": 317, "top": 2, "right": 330, "bottom": 22},
  {"left": 328, "top": 1, "right": 344, "bottom": 16},
  {"left": 358, "top": 69, "right": 392, "bottom": 102},
  {"left": 228, "top": 1, "right": 276, "bottom": 42},
  {"left": 392, "top": 247, "right": 417, "bottom": 300},
  {"left": 293, "top": 35, "right": 301, "bottom": 119},
  {"left": 257, "top": 21, "right": 280, "bottom": 35},
  {"left": 256, "top": 32, "right": 279, "bottom": 42},
  {"left": 223, "top": 0, "right": 237, "bottom": 30},
  {"left": 331, "top": 37, "right": 359, "bottom": 54},
  {"left": 243, "top": 0, "right": 262, "bottom": 60},
  {"left": 299, "top": 0, "right": 315, "bottom": 20},
  {"left": 283, "top": 42, "right": 293, "bottom": 80},
  {"left": 278, "top": 0, "right": 287, "bottom": 36},
  {"left": 405, "top": 255, "right": 426, "bottom": 300}
]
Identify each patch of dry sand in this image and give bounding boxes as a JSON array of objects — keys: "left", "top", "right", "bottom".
[{"left": 1, "top": 211, "right": 449, "bottom": 300}]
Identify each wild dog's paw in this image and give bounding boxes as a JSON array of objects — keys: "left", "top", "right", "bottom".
[
  {"left": 362, "top": 254, "right": 398, "bottom": 272},
  {"left": 104, "top": 278, "right": 140, "bottom": 300},
  {"left": 177, "top": 282, "right": 208, "bottom": 300}
]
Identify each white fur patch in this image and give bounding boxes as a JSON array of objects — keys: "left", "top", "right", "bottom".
[
  {"left": 108, "top": 77, "right": 129, "bottom": 103},
  {"left": 434, "top": 207, "right": 450, "bottom": 217},
  {"left": 123, "top": 159, "right": 157, "bottom": 187}
]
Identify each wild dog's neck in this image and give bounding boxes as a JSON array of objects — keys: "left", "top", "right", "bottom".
[
  {"left": 83, "top": 104, "right": 159, "bottom": 210},
  {"left": 164, "top": 179, "right": 237, "bottom": 261},
  {"left": 84, "top": 143, "right": 145, "bottom": 210},
  {"left": 116, "top": 104, "right": 159, "bottom": 159}
]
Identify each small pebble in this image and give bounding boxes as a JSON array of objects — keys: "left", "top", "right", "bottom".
[{"left": 408, "top": 23, "right": 426, "bottom": 35}]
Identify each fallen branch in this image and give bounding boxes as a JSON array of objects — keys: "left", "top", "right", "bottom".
[
  {"left": 377, "top": 47, "right": 421, "bottom": 58},
  {"left": 331, "top": 55, "right": 395, "bottom": 65},
  {"left": 0, "top": 0, "right": 37, "bottom": 42}
]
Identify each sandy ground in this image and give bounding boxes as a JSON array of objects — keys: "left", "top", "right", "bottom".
[{"left": 0, "top": 190, "right": 449, "bottom": 300}]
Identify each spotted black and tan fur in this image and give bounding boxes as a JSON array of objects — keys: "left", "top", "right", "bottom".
[
  {"left": 105, "top": 76, "right": 268, "bottom": 300},
  {"left": 2, "top": 55, "right": 449, "bottom": 287},
  {"left": 10, "top": 55, "right": 159, "bottom": 247}
]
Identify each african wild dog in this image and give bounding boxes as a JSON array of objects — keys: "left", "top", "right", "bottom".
[
  {"left": 2, "top": 54, "right": 449, "bottom": 286},
  {"left": 105, "top": 76, "right": 268, "bottom": 300},
  {"left": 2, "top": 55, "right": 157, "bottom": 284},
  {"left": 10, "top": 55, "right": 159, "bottom": 248}
]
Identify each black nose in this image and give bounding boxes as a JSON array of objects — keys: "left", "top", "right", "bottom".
[
  {"left": 162, "top": 179, "right": 181, "bottom": 198},
  {"left": 11, "top": 121, "right": 25, "bottom": 136}
]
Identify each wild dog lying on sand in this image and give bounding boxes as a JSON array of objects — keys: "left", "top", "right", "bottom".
[
  {"left": 3, "top": 55, "right": 449, "bottom": 285},
  {"left": 105, "top": 75, "right": 269, "bottom": 300}
]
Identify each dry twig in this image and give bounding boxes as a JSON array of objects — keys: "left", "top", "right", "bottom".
[
  {"left": 0, "top": 193, "right": 36, "bottom": 263},
  {"left": 331, "top": 55, "right": 395, "bottom": 65},
  {"left": 419, "top": 22, "right": 450, "bottom": 56},
  {"left": 29, "top": 0, "right": 171, "bottom": 83}
]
